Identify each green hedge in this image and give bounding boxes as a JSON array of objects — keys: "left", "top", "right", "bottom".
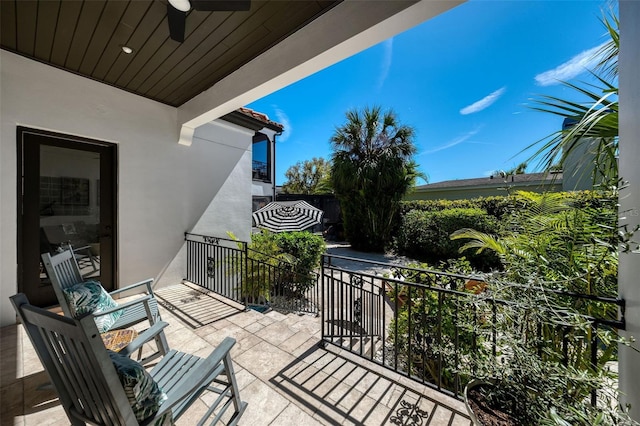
[
  {"left": 399, "top": 191, "right": 600, "bottom": 221},
  {"left": 400, "top": 196, "right": 513, "bottom": 220},
  {"left": 395, "top": 208, "right": 501, "bottom": 270},
  {"left": 271, "top": 231, "right": 325, "bottom": 277},
  {"left": 250, "top": 231, "right": 325, "bottom": 294}
]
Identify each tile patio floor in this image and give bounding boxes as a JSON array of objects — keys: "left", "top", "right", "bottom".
[{"left": 1, "top": 282, "right": 471, "bottom": 425}]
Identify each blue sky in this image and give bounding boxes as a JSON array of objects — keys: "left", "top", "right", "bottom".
[{"left": 247, "top": 0, "right": 614, "bottom": 186}]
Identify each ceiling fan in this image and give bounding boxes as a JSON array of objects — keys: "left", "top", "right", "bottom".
[{"left": 167, "top": 0, "right": 251, "bottom": 42}]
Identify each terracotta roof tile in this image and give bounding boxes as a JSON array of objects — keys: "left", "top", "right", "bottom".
[{"left": 238, "top": 107, "right": 284, "bottom": 131}]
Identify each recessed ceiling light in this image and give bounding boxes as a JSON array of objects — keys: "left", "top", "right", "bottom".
[{"left": 121, "top": 46, "right": 133, "bottom": 54}]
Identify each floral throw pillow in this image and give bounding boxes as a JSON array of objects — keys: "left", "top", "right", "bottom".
[
  {"left": 107, "top": 350, "right": 172, "bottom": 425},
  {"left": 62, "top": 281, "right": 123, "bottom": 333}
]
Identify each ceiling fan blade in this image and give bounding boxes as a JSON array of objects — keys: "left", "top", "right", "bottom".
[
  {"left": 167, "top": 4, "right": 187, "bottom": 42},
  {"left": 191, "top": 0, "right": 250, "bottom": 11}
]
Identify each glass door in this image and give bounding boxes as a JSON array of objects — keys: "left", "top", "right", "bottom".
[{"left": 18, "top": 128, "right": 116, "bottom": 307}]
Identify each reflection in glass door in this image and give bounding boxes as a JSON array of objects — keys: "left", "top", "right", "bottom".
[
  {"left": 39, "top": 146, "right": 102, "bottom": 283},
  {"left": 18, "top": 128, "right": 116, "bottom": 308}
]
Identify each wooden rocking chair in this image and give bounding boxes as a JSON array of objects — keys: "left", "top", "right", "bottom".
[
  {"left": 11, "top": 293, "right": 248, "bottom": 425},
  {"left": 41, "top": 249, "right": 169, "bottom": 363}
]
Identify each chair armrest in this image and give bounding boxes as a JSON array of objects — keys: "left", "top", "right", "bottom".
[
  {"left": 117, "top": 321, "right": 169, "bottom": 357},
  {"left": 155, "top": 337, "right": 236, "bottom": 417},
  {"left": 109, "top": 278, "right": 154, "bottom": 296},
  {"left": 93, "top": 294, "right": 153, "bottom": 318}
]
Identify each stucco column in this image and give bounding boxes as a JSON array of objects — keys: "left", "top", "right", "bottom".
[{"left": 618, "top": 0, "right": 640, "bottom": 419}]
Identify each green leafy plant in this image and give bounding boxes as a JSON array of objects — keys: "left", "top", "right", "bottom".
[
  {"left": 229, "top": 231, "right": 325, "bottom": 303},
  {"left": 228, "top": 230, "right": 295, "bottom": 304},
  {"left": 269, "top": 231, "right": 325, "bottom": 295},
  {"left": 459, "top": 274, "right": 635, "bottom": 425},
  {"left": 385, "top": 258, "right": 477, "bottom": 391},
  {"left": 452, "top": 190, "right": 619, "bottom": 299}
]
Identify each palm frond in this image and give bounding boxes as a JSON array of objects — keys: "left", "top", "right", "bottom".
[
  {"left": 523, "top": 10, "right": 618, "bottom": 179},
  {"left": 450, "top": 228, "right": 507, "bottom": 255}
]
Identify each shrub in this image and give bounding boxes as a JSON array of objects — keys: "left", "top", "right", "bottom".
[
  {"left": 399, "top": 191, "right": 602, "bottom": 223},
  {"left": 272, "top": 231, "right": 325, "bottom": 293},
  {"left": 395, "top": 208, "right": 501, "bottom": 270},
  {"left": 229, "top": 231, "right": 294, "bottom": 303},
  {"left": 452, "top": 190, "right": 620, "bottom": 298},
  {"left": 458, "top": 274, "right": 632, "bottom": 425},
  {"left": 400, "top": 196, "right": 513, "bottom": 220},
  {"left": 249, "top": 231, "right": 325, "bottom": 295}
]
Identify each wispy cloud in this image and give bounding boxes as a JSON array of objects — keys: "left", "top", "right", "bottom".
[
  {"left": 273, "top": 107, "right": 291, "bottom": 142},
  {"left": 534, "top": 42, "right": 608, "bottom": 86},
  {"left": 376, "top": 38, "right": 393, "bottom": 90},
  {"left": 460, "top": 87, "right": 506, "bottom": 115},
  {"left": 421, "top": 128, "right": 481, "bottom": 155}
]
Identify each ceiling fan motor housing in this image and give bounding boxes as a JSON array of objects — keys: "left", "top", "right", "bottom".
[{"left": 167, "top": 0, "right": 251, "bottom": 42}]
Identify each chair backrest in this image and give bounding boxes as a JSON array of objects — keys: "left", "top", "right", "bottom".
[
  {"left": 10, "top": 293, "right": 138, "bottom": 425},
  {"left": 41, "top": 250, "right": 83, "bottom": 317}
]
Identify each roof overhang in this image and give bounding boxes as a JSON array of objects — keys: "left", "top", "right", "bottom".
[{"left": 1, "top": 0, "right": 465, "bottom": 146}]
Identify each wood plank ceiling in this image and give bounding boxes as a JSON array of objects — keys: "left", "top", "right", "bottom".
[{"left": 0, "top": 0, "right": 340, "bottom": 107}]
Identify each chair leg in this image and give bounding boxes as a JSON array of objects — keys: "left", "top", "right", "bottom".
[
  {"left": 137, "top": 333, "right": 169, "bottom": 364},
  {"left": 223, "top": 353, "right": 245, "bottom": 416},
  {"left": 199, "top": 352, "right": 247, "bottom": 425},
  {"left": 156, "top": 331, "right": 169, "bottom": 355}
]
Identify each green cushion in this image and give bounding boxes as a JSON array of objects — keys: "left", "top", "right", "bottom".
[
  {"left": 62, "top": 281, "right": 123, "bottom": 333},
  {"left": 108, "top": 350, "right": 172, "bottom": 425}
]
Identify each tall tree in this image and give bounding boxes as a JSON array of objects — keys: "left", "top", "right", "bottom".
[
  {"left": 282, "top": 157, "right": 332, "bottom": 194},
  {"left": 331, "top": 106, "right": 420, "bottom": 252}
]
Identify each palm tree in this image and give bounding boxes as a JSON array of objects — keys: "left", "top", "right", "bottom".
[
  {"left": 524, "top": 11, "right": 619, "bottom": 183},
  {"left": 330, "top": 106, "right": 420, "bottom": 252}
]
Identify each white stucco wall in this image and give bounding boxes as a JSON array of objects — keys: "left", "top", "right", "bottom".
[
  {"left": 0, "top": 50, "right": 252, "bottom": 326},
  {"left": 618, "top": 0, "right": 640, "bottom": 419}
]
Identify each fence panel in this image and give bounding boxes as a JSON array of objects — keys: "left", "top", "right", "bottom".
[
  {"left": 321, "top": 253, "right": 626, "bottom": 402},
  {"left": 185, "top": 233, "right": 246, "bottom": 305}
]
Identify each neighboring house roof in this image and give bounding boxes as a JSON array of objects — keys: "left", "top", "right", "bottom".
[
  {"left": 407, "top": 172, "right": 564, "bottom": 201},
  {"left": 221, "top": 107, "right": 284, "bottom": 133},
  {"left": 415, "top": 172, "right": 563, "bottom": 191}
]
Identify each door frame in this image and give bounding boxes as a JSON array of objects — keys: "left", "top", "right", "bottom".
[{"left": 16, "top": 126, "right": 118, "bottom": 305}]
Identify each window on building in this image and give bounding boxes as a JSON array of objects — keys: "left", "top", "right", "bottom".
[{"left": 252, "top": 133, "right": 270, "bottom": 182}]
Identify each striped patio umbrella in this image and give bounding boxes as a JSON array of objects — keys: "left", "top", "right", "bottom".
[{"left": 252, "top": 201, "right": 324, "bottom": 233}]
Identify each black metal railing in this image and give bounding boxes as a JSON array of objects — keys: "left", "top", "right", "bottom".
[
  {"left": 185, "top": 233, "right": 246, "bottom": 305},
  {"left": 321, "top": 254, "right": 626, "bottom": 402},
  {"left": 244, "top": 248, "right": 320, "bottom": 314},
  {"left": 185, "top": 233, "right": 320, "bottom": 315}
]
